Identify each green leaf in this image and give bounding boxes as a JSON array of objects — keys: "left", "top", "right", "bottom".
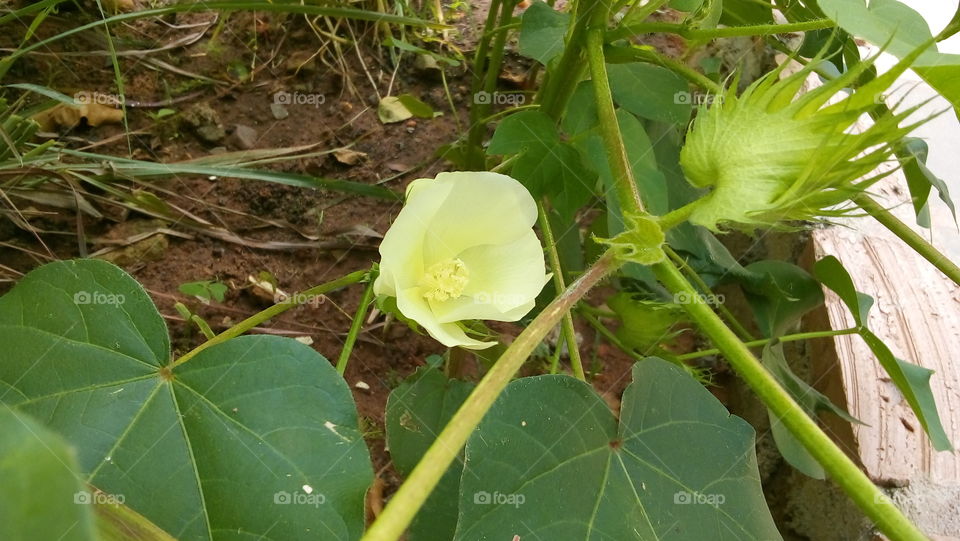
[
  {"left": 178, "top": 280, "right": 228, "bottom": 303},
  {"left": 813, "top": 255, "right": 953, "bottom": 452},
  {"left": 720, "top": 0, "right": 773, "bottom": 25},
  {"left": 761, "top": 343, "right": 861, "bottom": 480},
  {"left": 0, "top": 259, "right": 373, "bottom": 540},
  {"left": 378, "top": 94, "right": 434, "bottom": 123},
  {"left": 385, "top": 364, "right": 474, "bottom": 541},
  {"left": 819, "top": 0, "right": 960, "bottom": 109},
  {"left": 519, "top": 1, "right": 569, "bottom": 64},
  {"left": 488, "top": 110, "right": 559, "bottom": 154},
  {"left": 898, "top": 137, "right": 956, "bottom": 228},
  {"left": 489, "top": 110, "right": 597, "bottom": 208},
  {"left": 6, "top": 83, "right": 79, "bottom": 105},
  {"left": 456, "top": 358, "right": 782, "bottom": 540},
  {"left": 561, "top": 80, "right": 599, "bottom": 138},
  {"left": 0, "top": 407, "right": 97, "bottom": 541},
  {"left": 741, "top": 260, "right": 824, "bottom": 337},
  {"left": 607, "top": 63, "right": 692, "bottom": 124}
]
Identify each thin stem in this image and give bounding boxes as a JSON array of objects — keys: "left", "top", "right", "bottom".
[
  {"left": 666, "top": 247, "right": 755, "bottom": 341},
  {"left": 652, "top": 260, "right": 928, "bottom": 541},
  {"left": 674, "top": 327, "right": 860, "bottom": 361},
  {"left": 466, "top": 0, "right": 517, "bottom": 168},
  {"left": 604, "top": 45, "right": 723, "bottom": 94},
  {"left": 609, "top": 18, "right": 835, "bottom": 41},
  {"left": 586, "top": 7, "right": 646, "bottom": 214},
  {"left": 336, "top": 278, "right": 376, "bottom": 375},
  {"left": 171, "top": 270, "right": 368, "bottom": 368},
  {"left": 854, "top": 193, "right": 960, "bottom": 287},
  {"left": 361, "top": 251, "right": 619, "bottom": 541},
  {"left": 579, "top": 308, "right": 639, "bottom": 359},
  {"left": 538, "top": 202, "right": 585, "bottom": 379},
  {"left": 537, "top": 0, "right": 588, "bottom": 116}
]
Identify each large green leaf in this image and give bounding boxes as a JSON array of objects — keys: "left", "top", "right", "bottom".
[
  {"left": 0, "top": 406, "right": 97, "bottom": 541},
  {"left": 818, "top": 0, "right": 960, "bottom": 109},
  {"left": 741, "top": 260, "right": 824, "bottom": 338},
  {"left": 385, "top": 363, "right": 474, "bottom": 541},
  {"left": 0, "top": 259, "right": 373, "bottom": 540},
  {"left": 814, "top": 255, "right": 953, "bottom": 452},
  {"left": 455, "top": 358, "right": 782, "bottom": 540}
]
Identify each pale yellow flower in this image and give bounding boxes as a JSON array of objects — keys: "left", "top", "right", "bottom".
[{"left": 374, "top": 172, "right": 550, "bottom": 349}]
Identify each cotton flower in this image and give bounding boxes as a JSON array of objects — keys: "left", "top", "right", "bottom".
[{"left": 374, "top": 171, "right": 551, "bottom": 349}]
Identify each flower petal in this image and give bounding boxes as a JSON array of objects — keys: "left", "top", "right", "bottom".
[
  {"left": 429, "top": 230, "right": 549, "bottom": 323},
  {"left": 422, "top": 172, "right": 538, "bottom": 264},
  {"left": 375, "top": 177, "right": 454, "bottom": 296},
  {"left": 396, "top": 286, "right": 495, "bottom": 349}
]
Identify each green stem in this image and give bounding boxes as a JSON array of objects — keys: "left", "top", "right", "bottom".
[
  {"left": 336, "top": 278, "right": 376, "bottom": 375},
  {"left": 604, "top": 45, "right": 723, "bottom": 94},
  {"left": 666, "top": 247, "right": 755, "bottom": 341},
  {"left": 674, "top": 327, "right": 860, "bottom": 361},
  {"left": 854, "top": 193, "right": 960, "bottom": 286},
  {"left": 586, "top": 9, "right": 646, "bottom": 214},
  {"left": 538, "top": 202, "right": 585, "bottom": 379},
  {"left": 579, "top": 308, "right": 637, "bottom": 358},
  {"left": 652, "top": 260, "right": 927, "bottom": 541},
  {"left": 609, "top": 18, "right": 835, "bottom": 41},
  {"left": 537, "top": 0, "right": 589, "bottom": 116},
  {"left": 170, "top": 270, "right": 368, "bottom": 368},
  {"left": 466, "top": 0, "right": 517, "bottom": 168},
  {"left": 361, "top": 251, "right": 619, "bottom": 541}
]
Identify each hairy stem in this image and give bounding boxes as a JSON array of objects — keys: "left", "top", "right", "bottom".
[
  {"left": 361, "top": 251, "right": 619, "bottom": 541},
  {"left": 585, "top": 5, "right": 646, "bottom": 214}
]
